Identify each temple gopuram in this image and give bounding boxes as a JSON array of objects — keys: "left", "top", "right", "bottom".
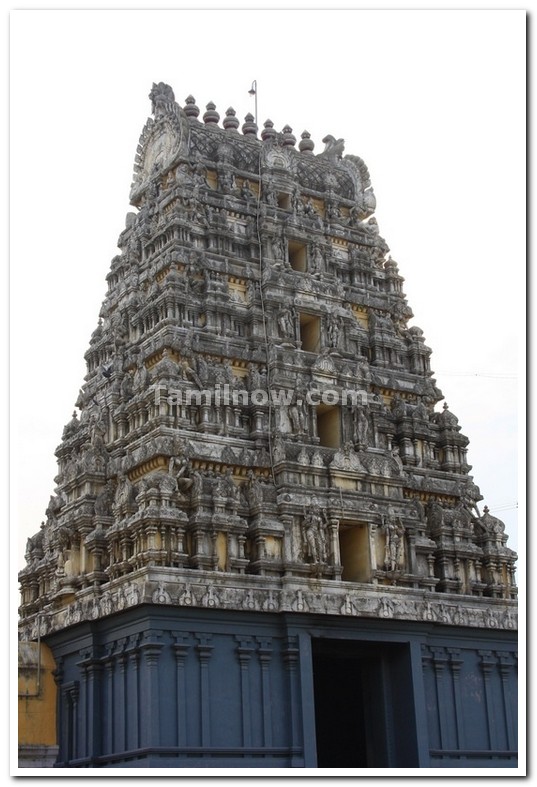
[{"left": 18, "top": 83, "right": 518, "bottom": 769}]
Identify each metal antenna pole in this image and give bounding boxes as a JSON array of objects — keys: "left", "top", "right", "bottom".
[{"left": 248, "top": 80, "right": 258, "bottom": 127}]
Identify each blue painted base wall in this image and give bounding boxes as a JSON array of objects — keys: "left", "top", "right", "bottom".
[{"left": 46, "top": 606, "right": 517, "bottom": 769}]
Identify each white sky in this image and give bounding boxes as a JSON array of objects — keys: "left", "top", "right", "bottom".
[{"left": 10, "top": 7, "right": 525, "bottom": 572}]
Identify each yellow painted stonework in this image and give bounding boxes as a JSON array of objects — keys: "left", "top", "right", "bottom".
[
  {"left": 228, "top": 279, "right": 247, "bottom": 302},
  {"left": 155, "top": 265, "right": 171, "bottom": 282},
  {"left": 310, "top": 197, "right": 325, "bottom": 216},
  {"left": 339, "top": 523, "right": 370, "bottom": 582},
  {"left": 215, "top": 531, "right": 228, "bottom": 571},
  {"left": 351, "top": 304, "right": 369, "bottom": 330},
  {"left": 128, "top": 455, "right": 168, "bottom": 481},
  {"left": 264, "top": 536, "right": 282, "bottom": 559},
  {"left": 205, "top": 169, "right": 218, "bottom": 190},
  {"left": 331, "top": 475, "right": 356, "bottom": 491},
  {"left": 18, "top": 642, "right": 57, "bottom": 747}
]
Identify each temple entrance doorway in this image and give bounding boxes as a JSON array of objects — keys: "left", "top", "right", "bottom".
[{"left": 311, "top": 637, "right": 419, "bottom": 768}]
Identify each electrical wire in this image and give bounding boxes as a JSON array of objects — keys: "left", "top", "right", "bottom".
[
  {"left": 435, "top": 372, "right": 517, "bottom": 379},
  {"left": 487, "top": 503, "right": 518, "bottom": 513}
]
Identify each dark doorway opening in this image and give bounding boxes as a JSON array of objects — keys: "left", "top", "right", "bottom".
[{"left": 311, "top": 638, "right": 419, "bottom": 768}]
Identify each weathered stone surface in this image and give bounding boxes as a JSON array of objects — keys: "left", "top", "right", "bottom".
[{"left": 19, "top": 83, "right": 517, "bottom": 636}]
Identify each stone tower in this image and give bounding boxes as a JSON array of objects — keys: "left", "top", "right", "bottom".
[{"left": 19, "top": 83, "right": 518, "bottom": 769}]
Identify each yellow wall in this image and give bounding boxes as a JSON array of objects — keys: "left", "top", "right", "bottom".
[
  {"left": 317, "top": 405, "right": 341, "bottom": 448},
  {"left": 18, "top": 641, "right": 57, "bottom": 747},
  {"left": 340, "top": 524, "right": 370, "bottom": 582},
  {"left": 299, "top": 313, "right": 321, "bottom": 352},
  {"left": 216, "top": 531, "right": 228, "bottom": 571}
]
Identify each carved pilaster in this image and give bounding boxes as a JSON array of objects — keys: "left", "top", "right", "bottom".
[
  {"left": 328, "top": 517, "right": 341, "bottom": 578},
  {"left": 172, "top": 635, "right": 190, "bottom": 748},
  {"left": 196, "top": 635, "right": 214, "bottom": 747},
  {"left": 235, "top": 636, "right": 255, "bottom": 747},
  {"left": 430, "top": 647, "right": 451, "bottom": 751},
  {"left": 68, "top": 682, "right": 79, "bottom": 762},
  {"left": 139, "top": 631, "right": 163, "bottom": 749},
  {"left": 103, "top": 644, "right": 115, "bottom": 755},
  {"left": 497, "top": 650, "right": 517, "bottom": 751},
  {"left": 113, "top": 640, "right": 128, "bottom": 754},
  {"left": 282, "top": 636, "right": 301, "bottom": 765},
  {"left": 369, "top": 521, "right": 378, "bottom": 575},
  {"left": 256, "top": 637, "right": 273, "bottom": 747},
  {"left": 479, "top": 649, "right": 499, "bottom": 750},
  {"left": 447, "top": 647, "right": 465, "bottom": 750}
]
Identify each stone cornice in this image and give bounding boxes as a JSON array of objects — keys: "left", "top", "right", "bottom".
[{"left": 19, "top": 566, "right": 517, "bottom": 641}]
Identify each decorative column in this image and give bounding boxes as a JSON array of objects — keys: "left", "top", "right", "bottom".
[
  {"left": 52, "top": 657, "right": 64, "bottom": 761},
  {"left": 281, "top": 514, "right": 294, "bottom": 575},
  {"left": 251, "top": 407, "right": 266, "bottom": 439},
  {"left": 173, "top": 636, "right": 190, "bottom": 748},
  {"left": 79, "top": 527, "right": 91, "bottom": 574},
  {"left": 237, "top": 533, "right": 247, "bottom": 563},
  {"left": 497, "top": 651, "right": 516, "bottom": 752},
  {"left": 139, "top": 631, "right": 163, "bottom": 749},
  {"left": 437, "top": 556, "right": 448, "bottom": 586},
  {"left": 115, "top": 639, "right": 128, "bottom": 754},
  {"left": 368, "top": 521, "right": 378, "bottom": 579},
  {"left": 235, "top": 637, "right": 255, "bottom": 747},
  {"left": 479, "top": 650, "right": 498, "bottom": 750},
  {"left": 283, "top": 635, "right": 301, "bottom": 766},
  {"left": 328, "top": 517, "right": 342, "bottom": 579},
  {"left": 412, "top": 438, "right": 420, "bottom": 465},
  {"left": 85, "top": 654, "right": 103, "bottom": 760},
  {"left": 405, "top": 524, "right": 417, "bottom": 575},
  {"left": 196, "top": 635, "right": 214, "bottom": 748},
  {"left": 103, "top": 644, "right": 115, "bottom": 755},
  {"left": 116, "top": 411, "right": 128, "bottom": 438},
  {"left": 126, "top": 634, "right": 141, "bottom": 752},
  {"left": 475, "top": 559, "right": 484, "bottom": 592},
  {"left": 447, "top": 648, "right": 465, "bottom": 751},
  {"left": 200, "top": 401, "right": 212, "bottom": 431},
  {"left": 431, "top": 647, "right": 451, "bottom": 751},
  {"left": 226, "top": 532, "right": 233, "bottom": 572},
  {"left": 76, "top": 650, "right": 89, "bottom": 761},
  {"left": 68, "top": 683, "right": 80, "bottom": 762},
  {"left": 255, "top": 534, "right": 265, "bottom": 566},
  {"left": 311, "top": 409, "right": 318, "bottom": 440},
  {"left": 256, "top": 637, "right": 273, "bottom": 748}
]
